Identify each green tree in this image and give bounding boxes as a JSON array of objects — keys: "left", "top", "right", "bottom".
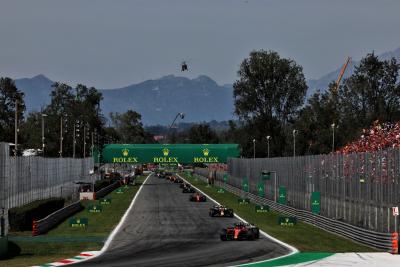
[
  {"left": 186, "top": 124, "right": 219, "bottom": 144},
  {"left": 340, "top": 52, "right": 400, "bottom": 130},
  {"left": 110, "top": 110, "right": 154, "bottom": 144},
  {"left": 0, "top": 77, "right": 25, "bottom": 143},
  {"left": 233, "top": 50, "right": 307, "bottom": 156}
]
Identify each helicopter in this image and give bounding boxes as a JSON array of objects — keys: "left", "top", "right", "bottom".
[{"left": 181, "top": 61, "right": 188, "bottom": 72}]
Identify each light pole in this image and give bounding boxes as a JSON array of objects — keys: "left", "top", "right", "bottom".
[
  {"left": 59, "top": 114, "right": 67, "bottom": 158},
  {"left": 292, "top": 130, "right": 298, "bottom": 157},
  {"left": 14, "top": 99, "right": 18, "bottom": 157},
  {"left": 41, "top": 113, "right": 48, "bottom": 156},
  {"left": 252, "top": 139, "right": 256, "bottom": 159},
  {"left": 331, "top": 123, "right": 338, "bottom": 152},
  {"left": 266, "top": 136, "right": 271, "bottom": 158},
  {"left": 166, "top": 112, "right": 185, "bottom": 143}
]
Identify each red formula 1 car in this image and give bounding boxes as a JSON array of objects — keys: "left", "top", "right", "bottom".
[
  {"left": 220, "top": 222, "right": 260, "bottom": 241},
  {"left": 189, "top": 192, "right": 206, "bottom": 202},
  {"left": 209, "top": 205, "right": 234, "bottom": 217}
]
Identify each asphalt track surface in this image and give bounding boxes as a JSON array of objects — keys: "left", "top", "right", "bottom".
[{"left": 74, "top": 174, "right": 290, "bottom": 267}]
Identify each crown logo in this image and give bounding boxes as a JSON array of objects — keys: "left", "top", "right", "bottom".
[
  {"left": 122, "top": 149, "right": 129, "bottom": 157},
  {"left": 77, "top": 219, "right": 80, "bottom": 224},
  {"left": 163, "top": 148, "right": 169, "bottom": 156},
  {"left": 203, "top": 148, "right": 209, "bottom": 156},
  {"left": 285, "top": 218, "right": 289, "bottom": 223}
]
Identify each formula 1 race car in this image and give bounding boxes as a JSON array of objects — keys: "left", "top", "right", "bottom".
[
  {"left": 174, "top": 177, "right": 183, "bottom": 184},
  {"left": 209, "top": 205, "right": 234, "bottom": 217},
  {"left": 179, "top": 182, "right": 188, "bottom": 188},
  {"left": 220, "top": 222, "right": 260, "bottom": 241},
  {"left": 182, "top": 184, "right": 196, "bottom": 193},
  {"left": 189, "top": 192, "right": 206, "bottom": 202}
]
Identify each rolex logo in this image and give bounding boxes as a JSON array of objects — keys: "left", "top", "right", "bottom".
[
  {"left": 203, "top": 148, "right": 209, "bottom": 156},
  {"left": 163, "top": 148, "right": 169, "bottom": 156},
  {"left": 122, "top": 149, "right": 129, "bottom": 157}
]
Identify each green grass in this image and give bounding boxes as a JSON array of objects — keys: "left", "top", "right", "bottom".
[
  {"left": 181, "top": 173, "right": 377, "bottom": 253},
  {"left": 1, "top": 175, "right": 147, "bottom": 267}
]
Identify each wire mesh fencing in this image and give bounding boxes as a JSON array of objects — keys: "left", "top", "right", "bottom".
[{"left": 224, "top": 149, "right": 400, "bottom": 233}]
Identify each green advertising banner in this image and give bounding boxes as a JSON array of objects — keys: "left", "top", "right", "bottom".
[
  {"left": 242, "top": 177, "right": 249, "bottom": 192},
  {"left": 278, "top": 186, "right": 287, "bottom": 205},
  {"left": 69, "top": 218, "right": 88, "bottom": 227},
  {"left": 238, "top": 198, "right": 250, "bottom": 204},
  {"left": 261, "top": 171, "right": 271, "bottom": 181},
  {"left": 311, "top": 191, "right": 321, "bottom": 214},
  {"left": 100, "top": 144, "right": 240, "bottom": 164},
  {"left": 255, "top": 205, "right": 270, "bottom": 213},
  {"left": 257, "top": 182, "right": 265, "bottom": 197},
  {"left": 87, "top": 205, "right": 103, "bottom": 213},
  {"left": 223, "top": 174, "right": 228, "bottom": 183},
  {"left": 116, "top": 188, "right": 124, "bottom": 194},
  {"left": 99, "top": 198, "right": 111, "bottom": 205},
  {"left": 278, "top": 216, "right": 297, "bottom": 226}
]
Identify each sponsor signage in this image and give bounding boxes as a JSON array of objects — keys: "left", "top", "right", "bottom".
[
  {"left": 257, "top": 182, "right": 265, "bottom": 197},
  {"left": 255, "top": 205, "right": 270, "bottom": 213},
  {"left": 69, "top": 218, "right": 88, "bottom": 227},
  {"left": 88, "top": 205, "right": 103, "bottom": 213},
  {"left": 278, "top": 186, "right": 287, "bottom": 205},
  {"left": 278, "top": 216, "right": 297, "bottom": 226},
  {"left": 261, "top": 171, "right": 271, "bottom": 181},
  {"left": 100, "top": 144, "right": 240, "bottom": 164},
  {"left": 217, "top": 188, "right": 225, "bottom": 193},
  {"left": 238, "top": 198, "right": 250, "bottom": 204},
  {"left": 116, "top": 188, "right": 124, "bottom": 194},
  {"left": 311, "top": 191, "right": 321, "bottom": 214},
  {"left": 392, "top": 207, "right": 399, "bottom": 216},
  {"left": 99, "top": 198, "right": 111, "bottom": 205},
  {"left": 242, "top": 178, "right": 249, "bottom": 192},
  {"left": 223, "top": 174, "right": 228, "bottom": 183}
]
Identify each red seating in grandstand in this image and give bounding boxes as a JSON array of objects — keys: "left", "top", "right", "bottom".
[{"left": 339, "top": 120, "right": 400, "bottom": 153}]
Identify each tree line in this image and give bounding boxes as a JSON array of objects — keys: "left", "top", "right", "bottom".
[{"left": 1, "top": 50, "right": 399, "bottom": 158}]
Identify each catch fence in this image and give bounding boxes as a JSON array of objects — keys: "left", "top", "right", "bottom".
[
  {"left": 224, "top": 149, "right": 400, "bottom": 233},
  {"left": 0, "top": 142, "right": 94, "bottom": 235}
]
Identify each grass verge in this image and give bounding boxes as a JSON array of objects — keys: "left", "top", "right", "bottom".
[
  {"left": 181, "top": 173, "right": 376, "bottom": 253},
  {"left": 1, "top": 175, "right": 147, "bottom": 267}
]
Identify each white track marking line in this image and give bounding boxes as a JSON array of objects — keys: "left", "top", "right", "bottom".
[
  {"left": 68, "top": 173, "right": 152, "bottom": 266},
  {"left": 177, "top": 173, "right": 298, "bottom": 266}
]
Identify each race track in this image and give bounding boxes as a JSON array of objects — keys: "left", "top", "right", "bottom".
[{"left": 74, "top": 174, "right": 290, "bottom": 267}]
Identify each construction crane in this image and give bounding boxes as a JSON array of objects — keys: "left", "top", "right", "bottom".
[{"left": 333, "top": 56, "right": 351, "bottom": 93}]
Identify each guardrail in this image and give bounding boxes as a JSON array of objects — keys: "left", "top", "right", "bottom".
[
  {"left": 193, "top": 170, "right": 393, "bottom": 252},
  {"left": 32, "top": 201, "right": 83, "bottom": 236}
]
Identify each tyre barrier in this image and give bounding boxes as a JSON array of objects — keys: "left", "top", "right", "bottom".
[
  {"left": 193, "top": 170, "right": 393, "bottom": 252},
  {"left": 32, "top": 201, "right": 83, "bottom": 236},
  {"left": 95, "top": 181, "right": 121, "bottom": 199}
]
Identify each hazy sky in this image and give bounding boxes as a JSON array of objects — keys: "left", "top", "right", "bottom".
[{"left": 0, "top": 0, "right": 399, "bottom": 88}]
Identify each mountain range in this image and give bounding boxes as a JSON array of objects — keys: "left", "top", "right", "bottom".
[{"left": 12, "top": 47, "right": 400, "bottom": 125}]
